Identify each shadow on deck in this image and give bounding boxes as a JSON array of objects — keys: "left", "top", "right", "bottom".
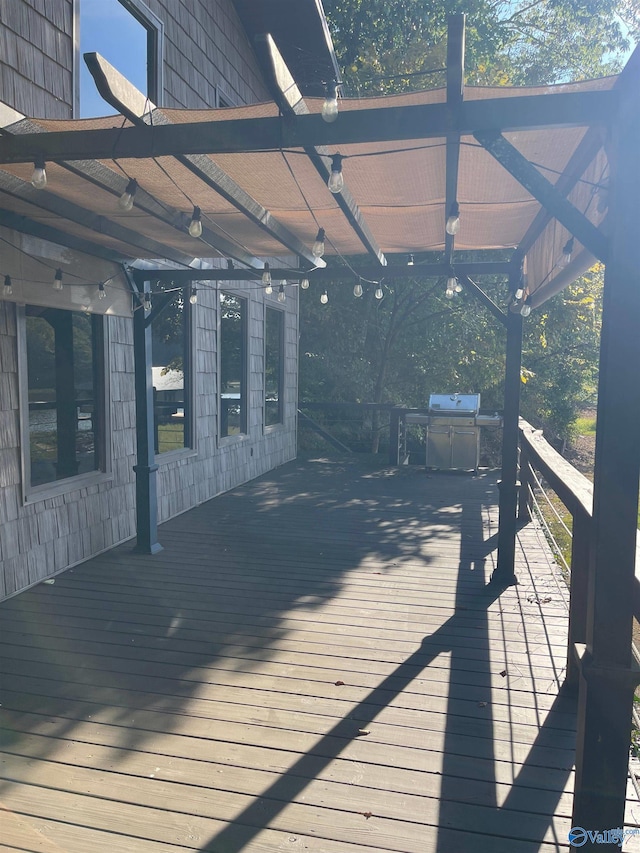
[{"left": 0, "top": 456, "right": 584, "bottom": 852}]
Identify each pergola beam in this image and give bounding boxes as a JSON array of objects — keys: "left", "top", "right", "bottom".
[
  {"left": 254, "top": 34, "right": 386, "bottom": 266},
  {"left": 0, "top": 90, "right": 617, "bottom": 165},
  {"left": 86, "top": 52, "right": 323, "bottom": 269},
  {"left": 474, "top": 129, "right": 609, "bottom": 263}
]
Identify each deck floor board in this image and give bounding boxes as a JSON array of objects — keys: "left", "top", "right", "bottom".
[{"left": 1, "top": 458, "right": 637, "bottom": 851}]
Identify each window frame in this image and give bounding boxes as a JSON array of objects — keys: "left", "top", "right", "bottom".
[
  {"left": 17, "top": 304, "right": 112, "bottom": 504},
  {"left": 264, "top": 304, "right": 285, "bottom": 430},
  {"left": 151, "top": 284, "right": 196, "bottom": 464},
  {"left": 218, "top": 288, "right": 249, "bottom": 442},
  {"left": 74, "top": 0, "right": 165, "bottom": 116}
]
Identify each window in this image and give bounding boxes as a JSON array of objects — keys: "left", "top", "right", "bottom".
[
  {"left": 22, "top": 306, "right": 107, "bottom": 491},
  {"left": 151, "top": 286, "right": 193, "bottom": 455},
  {"left": 265, "top": 307, "right": 284, "bottom": 427},
  {"left": 78, "top": 0, "right": 163, "bottom": 117},
  {"left": 220, "top": 292, "right": 247, "bottom": 437}
]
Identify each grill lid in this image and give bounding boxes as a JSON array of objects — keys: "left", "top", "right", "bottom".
[{"left": 428, "top": 393, "right": 480, "bottom": 415}]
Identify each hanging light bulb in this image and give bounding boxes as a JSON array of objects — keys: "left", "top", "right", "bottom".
[
  {"left": 321, "top": 80, "right": 339, "bottom": 123},
  {"left": 3, "top": 275, "right": 12, "bottom": 296},
  {"left": 98, "top": 282, "right": 107, "bottom": 300},
  {"left": 320, "top": 290, "right": 329, "bottom": 305},
  {"left": 52, "top": 268, "right": 63, "bottom": 291},
  {"left": 445, "top": 201, "right": 460, "bottom": 236},
  {"left": 143, "top": 292, "right": 152, "bottom": 312},
  {"left": 189, "top": 285, "right": 198, "bottom": 305},
  {"left": 446, "top": 275, "right": 457, "bottom": 293},
  {"left": 375, "top": 286, "right": 383, "bottom": 300},
  {"left": 455, "top": 279, "right": 463, "bottom": 293},
  {"left": 562, "top": 237, "right": 574, "bottom": 266},
  {"left": 445, "top": 286, "right": 454, "bottom": 299},
  {"left": 262, "top": 262, "right": 272, "bottom": 286},
  {"left": 521, "top": 302, "right": 532, "bottom": 317},
  {"left": 328, "top": 154, "right": 344, "bottom": 194},
  {"left": 118, "top": 178, "right": 138, "bottom": 211},
  {"left": 31, "top": 156, "right": 47, "bottom": 189},
  {"left": 514, "top": 287, "right": 524, "bottom": 300},
  {"left": 188, "top": 206, "right": 203, "bottom": 238},
  {"left": 407, "top": 254, "right": 414, "bottom": 266},
  {"left": 300, "top": 277, "right": 310, "bottom": 290},
  {"left": 277, "top": 283, "right": 286, "bottom": 302},
  {"left": 312, "top": 228, "right": 326, "bottom": 259},
  {"left": 353, "top": 281, "right": 363, "bottom": 298}
]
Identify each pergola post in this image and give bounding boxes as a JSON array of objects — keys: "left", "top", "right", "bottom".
[
  {"left": 571, "top": 84, "right": 640, "bottom": 835},
  {"left": 132, "top": 280, "right": 162, "bottom": 554},
  {"left": 494, "top": 273, "right": 523, "bottom": 586}
]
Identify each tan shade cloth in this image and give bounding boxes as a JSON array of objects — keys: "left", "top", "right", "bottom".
[{"left": 0, "top": 77, "right": 616, "bottom": 301}]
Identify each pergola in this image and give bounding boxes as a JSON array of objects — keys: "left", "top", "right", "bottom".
[{"left": 0, "top": 13, "right": 639, "bottom": 840}]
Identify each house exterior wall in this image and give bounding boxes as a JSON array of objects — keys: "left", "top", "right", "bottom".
[{"left": 0, "top": 1, "right": 297, "bottom": 601}]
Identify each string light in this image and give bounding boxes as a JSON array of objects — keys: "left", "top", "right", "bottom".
[
  {"left": 3, "top": 275, "right": 12, "bottom": 296},
  {"left": 188, "top": 206, "right": 203, "bottom": 238},
  {"left": 189, "top": 285, "right": 198, "bottom": 304},
  {"left": 118, "top": 178, "right": 138, "bottom": 211},
  {"left": 262, "top": 262, "right": 272, "bottom": 286},
  {"left": 562, "top": 236, "right": 574, "bottom": 266},
  {"left": 445, "top": 201, "right": 460, "bottom": 236},
  {"left": 375, "top": 286, "right": 384, "bottom": 300},
  {"left": 312, "top": 228, "right": 326, "bottom": 259},
  {"left": 455, "top": 279, "right": 463, "bottom": 293},
  {"left": 514, "top": 286, "right": 524, "bottom": 300},
  {"left": 353, "top": 281, "right": 363, "bottom": 298},
  {"left": 445, "top": 268, "right": 457, "bottom": 298},
  {"left": 31, "top": 156, "right": 47, "bottom": 189},
  {"left": 328, "top": 154, "right": 344, "bottom": 194},
  {"left": 407, "top": 254, "right": 414, "bottom": 266},
  {"left": 521, "top": 302, "right": 532, "bottom": 317},
  {"left": 321, "top": 80, "right": 339, "bottom": 123},
  {"left": 277, "top": 283, "right": 286, "bottom": 302},
  {"left": 300, "top": 277, "right": 310, "bottom": 289},
  {"left": 52, "top": 268, "right": 63, "bottom": 291},
  {"left": 320, "top": 290, "right": 329, "bottom": 304},
  {"left": 143, "top": 292, "right": 152, "bottom": 311},
  {"left": 98, "top": 282, "right": 106, "bottom": 299}
]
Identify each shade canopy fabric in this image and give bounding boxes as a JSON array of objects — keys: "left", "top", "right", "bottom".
[{"left": 0, "top": 64, "right": 628, "bottom": 306}]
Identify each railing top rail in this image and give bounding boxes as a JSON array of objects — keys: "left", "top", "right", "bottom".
[{"left": 519, "top": 418, "right": 593, "bottom": 518}]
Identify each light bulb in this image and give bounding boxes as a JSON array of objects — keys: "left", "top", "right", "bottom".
[
  {"left": 189, "top": 285, "right": 198, "bottom": 305},
  {"left": 445, "top": 287, "right": 454, "bottom": 299},
  {"left": 118, "top": 178, "right": 137, "bottom": 211},
  {"left": 300, "top": 278, "right": 310, "bottom": 290},
  {"left": 188, "top": 206, "right": 202, "bottom": 238},
  {"left": 407, "top": 254, "right": 414, "bottom": 266},
  {"left": 277, "top": 283, "right": 286, "bottom": 302},
  {"left": 320, "top": 290, "right": 329, "bottom": 305},
  {"left": 321, "top": 81, "right": 339, "bottom": 123},
  {"left": 262, "top": 262, "right": 272, "bottom": 286},
  {"left": 375, "top": 286, "right": 383, "bottom": 300},
  {"left": 52, "top": 268, "right": 63, "bottom": 291},
  {"left": 31, "top": 158, "right": 47, "bottom": 189},
  {"left": 312, "top": 228, "right": 325, "bottom": 259},
  {"left": 445, "top": 202, "right": 460, "bottom": 236},
  {"left": 514, "top": 287, "right": 524, "bottom": 300},
  {"left": 353, "top": 282, "right": 363, "bottom": 298},
  {"left": 98, "top": 282, "right": 107, "bottom": 300},
  {"left": 562, "top": 237, "right": 574, "bottom": 266},
  {"left": 143, "top": 293, "right": 152, "bottom": 311},
  {"left": 455, "top": 280, "right": 463, "bottom": 293},
  {"left": 3, "top": 275, "right": 12, "bottom": 296},
  {"left": 521, "top": 303, "right": 532, "bottom": 317},
  {"left": 446, "top": 276, "right": 457, "bottom": 292},
  {"left": 328, "top": 154, "right": 344, "bottom": 194}
]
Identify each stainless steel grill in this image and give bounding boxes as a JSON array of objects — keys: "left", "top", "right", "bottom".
[{"left": 425, "top": 393, "right": 501, "bottom": 472}]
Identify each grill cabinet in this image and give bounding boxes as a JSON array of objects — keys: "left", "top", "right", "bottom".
[{"left": 426, "top": 394, "right": 482, "bottom": 472}]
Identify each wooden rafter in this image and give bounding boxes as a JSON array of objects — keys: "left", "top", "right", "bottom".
[
  {"left": 86, "top": 52, "right": 324, "bottom": 269},
  {"left": 254, "top": 33, "right": 386, "bottom": 266}
]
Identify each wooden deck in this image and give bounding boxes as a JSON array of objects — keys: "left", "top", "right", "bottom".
[{"left": 0, "top": 456, "right": 636, "bottom": 852}]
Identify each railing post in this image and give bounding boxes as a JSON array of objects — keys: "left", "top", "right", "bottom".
[
  {"left": 517, "top": 438, "right": 532, "bottom": 523},
  {"left": 565, "top": 506, "right": 590, "bottom": 688},
  {"left": 388, "top": 407, "right": 403, "bottom": 466}
]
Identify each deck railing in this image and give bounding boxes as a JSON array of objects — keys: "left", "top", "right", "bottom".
[{"left": 518, "top": 418, "right": 640, "bottom": 687}]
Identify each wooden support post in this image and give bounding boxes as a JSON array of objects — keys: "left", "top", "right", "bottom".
[
  {"left": 565, "top": 506, "right": 591, "bottom": 689},
  {"left": 494, "top": 299, "right": 523, "bottom": 586},
  {"left": 572, "top": 83, "right": 640, "bottom": 835},
  {"left": 133, "top": 281, "right": 162, "bottom": 554}
]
